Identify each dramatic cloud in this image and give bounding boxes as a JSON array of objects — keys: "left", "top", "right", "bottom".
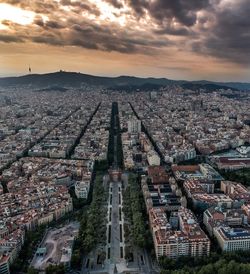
[
  {"left": 0, "top": 0, "right": 249, "bottom": 79},
  {"left": 127, "top": 0, "right": 209, "bottom": 26},
  {"left": 192, "top": 0, "right": 250, "bottom": 64},
  {"left": 0, "top": 33, "right": 24, "bottom": 43}
]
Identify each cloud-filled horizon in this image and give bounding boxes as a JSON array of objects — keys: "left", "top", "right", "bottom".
[{"left": 0, "top": 0, "right": 250, "bottom": 81}]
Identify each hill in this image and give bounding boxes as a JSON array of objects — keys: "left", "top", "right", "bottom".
[
  {"left": 0, "top": 71, "right": 174, "bottom": 88},
  {"left": 0, "top": 71, "right": 249, "bottom": 91},
  {"left": 181, "top": 82, "right": 239, "bottom": 92}
]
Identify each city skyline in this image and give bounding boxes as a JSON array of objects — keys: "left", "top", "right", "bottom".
[
  {"left": 0, "top": 0, "right": 250, "bottom": 81},
  {"left": 0, "top": 1, "right": 250, "bottom": 273}
]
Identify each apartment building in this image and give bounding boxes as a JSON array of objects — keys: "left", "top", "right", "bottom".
[
  {"left": 214, "top": 226, "right": 250, "bottom": 252},
  {"left": 150, "top": 207, "right": 210, "bottom": 260}
]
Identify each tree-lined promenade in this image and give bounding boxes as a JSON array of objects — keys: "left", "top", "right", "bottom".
[{"left": 108, "top": 102, "right": 124, "bottom": 168}]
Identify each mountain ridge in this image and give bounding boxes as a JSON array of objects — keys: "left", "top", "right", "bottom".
[{"left": 0, "top": 71, "right": 249, "bottom": 91}]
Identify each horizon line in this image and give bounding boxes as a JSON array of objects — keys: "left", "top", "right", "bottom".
[{"left": 1, "top": 70, "right": 250, "bottom": 84}]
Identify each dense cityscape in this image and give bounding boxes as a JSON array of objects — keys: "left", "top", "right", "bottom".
[
  {"left": 0, "top": 85, "right": 249, "bottom": 274},
  {"left": 1, "top": 0, "right": 250, "bottom": 273}
]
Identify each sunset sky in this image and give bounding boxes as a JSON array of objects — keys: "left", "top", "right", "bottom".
[{"left": 0, "top": 0, "right": 249, "bottom": 81}]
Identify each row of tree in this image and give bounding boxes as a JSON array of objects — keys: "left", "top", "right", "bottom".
[
  {"left": 161, "top": 260, "right": 250, "bottom": 274},
  {"left": 107, "top": 102, "right": 115, "bottom": 166},
  {"left": 69, "top": 169, "right": 108, "bottom": 270},
  {"left": 159, "top": 249, "right": 250, "bottom": 274},
  {"left": 107, "top": 102, "right": 124, "bottom": 168},
  {"left": 123, "top": 174, "right": 153, "bottom": 251},
  {"left": 220, "top": 168, "right": 250, "bottom": 186},
  {"left": 78, "top": 172, "right": 107, "bottom": 253}
]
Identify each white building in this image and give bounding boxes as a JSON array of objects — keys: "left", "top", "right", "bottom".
[
  {"left": 128, "top": 119, "right": 141, "bottom": 133},
  {"left": 214, "top": 226, "right": 250, "bottom": 252},
  {"left": 75, "top": 181, "right": 90, "bottom": 199}
]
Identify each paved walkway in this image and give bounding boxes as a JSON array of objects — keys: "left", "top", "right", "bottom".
[{"left": 102, "top": 180, "right": 139, "bottom": 274}]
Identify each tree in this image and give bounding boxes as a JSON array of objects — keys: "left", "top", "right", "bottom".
[
  {"left": 71, "top": 249, "right": 81, "bottom": 269},
  {"left": 45, "top": 264, "right": 65, "bottom": 274},
  {"left": 27, "top": 267, "right": 38, "bottom": 274}
]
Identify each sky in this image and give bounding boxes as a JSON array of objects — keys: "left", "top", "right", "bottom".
[{"left": 0, "top": 0, "right": 250, "bottom": 82}]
